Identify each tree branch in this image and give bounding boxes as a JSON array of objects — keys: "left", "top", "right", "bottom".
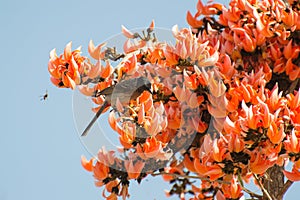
[
  {"left": 241, "top": 185, "right": 262, "bottom": 199},
  {"left": 277, "top": 180, "right": 293, "bottom": 200},
  {"left": 150, "top": 172, "right": 230, "bottom": 184},
  {"left": 253, "top": 174, "right": 273, "bottom": 200}
]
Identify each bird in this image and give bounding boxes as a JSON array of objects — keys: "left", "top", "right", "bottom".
[{"left": 81, "top": 76, "right": 152, "bottom": 136}]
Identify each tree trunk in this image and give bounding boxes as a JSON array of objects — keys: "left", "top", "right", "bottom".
[{"left": 262, "top": 165, "right": 284, "bottom": 200}]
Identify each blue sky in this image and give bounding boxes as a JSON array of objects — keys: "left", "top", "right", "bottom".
[{"left": 0, "top": 0, "right": 299, "bottom": 199}]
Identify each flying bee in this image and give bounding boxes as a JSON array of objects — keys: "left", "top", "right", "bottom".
[{"left": 40, "top": 90, "right": 48, "bottom": 101}]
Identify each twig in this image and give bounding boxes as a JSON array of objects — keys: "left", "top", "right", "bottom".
[
  {"left": 150, "top": 172, "right": 230, "bottom": 184},
  {"left": 241, "top": 186, "right": 262, "bottom": 199},
  {"left": 253, "top": 174, "right": 273, "bottom": 200},
  {"left": 237, "top": 177, "right": 262, "bottom": 199}
]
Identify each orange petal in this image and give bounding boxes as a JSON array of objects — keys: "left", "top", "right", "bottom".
[
  {"left": 283, "top": 40, "right": 293, "bottom": 59},
  {"left": 283, "top": 166, "right": 300, "bottom": 182},
  {"left": 88, "top": 61, "right": 102, "bottom": 79},
  {"left": 78, "top": 85, "right": 94, "bottom": 96},
  {"left": 148, "top": 20, "right": 155, "bottom": 32},
  {"left": 81, "top": 155, "right": 94, "bottom": 172},
  {"left": 121, "top": 25, "right": 134, "bottom": 38},
  {"left": 64, "top": 41, "right": 72, "bottom": 60},
  {"left": 186, "top": 11, "right": 203, "bottom": 28},
  {"left": 138, "top": 104, "right": 145, "bottom": 124},
  {"left": 183, "top": 154, "right": 196, "bottom": 172},
  {"left": 100, "top": 60, "right": 114, "bottom": 79},
  {"left": 88, "top": 40, "right": 106, "bottom": 60}
]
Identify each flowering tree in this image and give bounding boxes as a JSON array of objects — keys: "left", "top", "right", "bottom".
[{"left": 48, "top": 0, "right": 300, "bottom": 199}]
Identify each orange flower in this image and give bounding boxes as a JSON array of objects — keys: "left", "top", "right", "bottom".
[
  {"left": 162, "top": 167, "right": 185, "bottom": 181},
  {"left": 48, "top": 42, "right": 85, "bottom": 89},
  {"left": 120, "top": 184, "right": 130, "bottom": 200},
  {"left": 99, "top": 61, "right": 114, "bottom": 79},
  {"left": 148, "top": 20, "right": 155, "bottom": 32},
  {"left": 215, "top": 190, "right": 226, "bottom": 200},
  {"left": 282, "top": 8, "right": 298, "bottom": 27},
  {"left": 207, "top": 98, "right": 227, "bottom": 118},
  {"left": 136, "top": 137, "right": 172, "bottom": 160},
  {"left": 124, "top": 159, "right": 145, "bottom": 179},
  {"left": 211, "top": 139, "right": 228, "bottom": 162},
  {"left": 173, "top": 84, "right": 188, "bottom": 102},
  {"left": 205, "top": 164, "right": 224, "bottom": 181},
  {"left": 222, "top": 177, "right": 243, "bottom": 199},
  {"left": 195, "top": 0, "right": 223, "bottom": 16},
  {"left": 121, "top": 54, "right": 137, "bottom": 75},
  {"left": 81, "top": 155, "right": 94, "bottom": 172},
  {"left": 165, "top": 104, "right": 182, "bottom": 130},
  {"left": 121, "top": 25, "right": 135, "bottom": 39},
  {"left": 265, "top": 84, "right": 286, "bottom": 112},
  {"left": 144, "top": 46, "right": 165, "bottom": 65},
  {"left": 286, "top": 58, "right": 300, "bottom": 81},
  {"left": 201, "top": 69, "right": 226, "bottom": 98},
  {"left": 258, "top": 99, "right": 272, "bottom": 129},
  {"left": 267, "top": 122, "right": 286, "bottom": 145},
  {"left": 186, "top": 11, "right": 203, "bottom": 28},
  {"left": 189, "top": 94, "right": 204, "bottom": 109},
  {"left": 93, "top": 161, "right": 109, "bottom": 181},
  {"left": 97, "top": 147, "right": 116, "bottom": 166},
  {"left": 102, "top": 180, "right": 119, "bottom": 200},
  {"left": 249, "top": 151, "right": 275, "bottom": 174},
  {"left": 183, "top": 154, "right": 196, "bottom": 172},
  {"left": 283, "top": 165, "right": 300, "bottom": 182},
  {"left": 144, "top": 111, "right": 167, "bottom": 136},
  {"left": 88, "top": 40, "right": 106, "bottom": 60},
  {"left": 228, "top": 133, "right": 244, "bottom": 153},
  {"left": 284, "top": 129, "right": 300, "bottom": 153},
  {"left": 287, "top": 88, "right": 300, "bottom": 110},
  {"left": 164, "top": 45, "right": 179, "bottom": 66},
  {"left": 240, "top": 101, "right": 260, "bottom": 130},
  {"left": 104, "top": 192, "right": 118, "bottom": 200},
  {"left": 221, "top": 1, "right": 243, "bottom": 23},
  {"left": 136, "top": 137, "right": 162, "bottom": 159},
  {"left": 232, "top": 27, "right": 256, "bottom": 52},
  {"left": 119, "top": 122, "right": 136, "bottom": 149},
  {"left": 194, "top": 157, "right": 224, "bottom": 181},
  {"left": 223, "top": 116, "right": 241, "bottom": 135},
  {"left": 217, "top": 54, "right": 236, "bottom": 80},
  {"left": 226, "top": 90, "right": 241, "bottom": 112},
  {"left": 183, "top": 70, "right": 198, "bottom": 90},
  {"left": 105, "top": 180, "right": 119, "bottom": 193},
  {"left": 171, "top": 27, "right": 219, "bottom": 66},
  {"left": 123, "top": 39, "right": 146, "bottom": 54}
]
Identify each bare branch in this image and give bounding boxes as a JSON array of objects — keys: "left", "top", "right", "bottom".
[
  {"left": 241, "top": 186, "right": 262, "bottom": 199},
  {"left": 237, "top": 176, "right": 262, "bottom": 199},
  {"left": 150, "top": 172, "right": 230, "bottom": 184},
  {"left": 253, "top": 174, "right": 273, "bottom": 200}
]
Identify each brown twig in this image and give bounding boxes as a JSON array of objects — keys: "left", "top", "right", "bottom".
[
  {"left": 150, "top": 172, "right": 230, "bottom": 184},
  {"left": 241, "top": 186, "right": 262, "bottom": 199},
  {"left": 253, "top": 174, "right": 273, "bottom": 200},
  {"left": 237, "top": 177, "right": 262, "bottom": 199}
]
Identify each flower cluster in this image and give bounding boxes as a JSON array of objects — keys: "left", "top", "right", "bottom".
[
  {"left": 48, "top": 42, "right": 86, "bottom": 89},
  {"left": 188, "top": 0, "right": 300, "bottom": 81},
  {"left": 48, "top": 0, "right": 300, "bottom": 199}
]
